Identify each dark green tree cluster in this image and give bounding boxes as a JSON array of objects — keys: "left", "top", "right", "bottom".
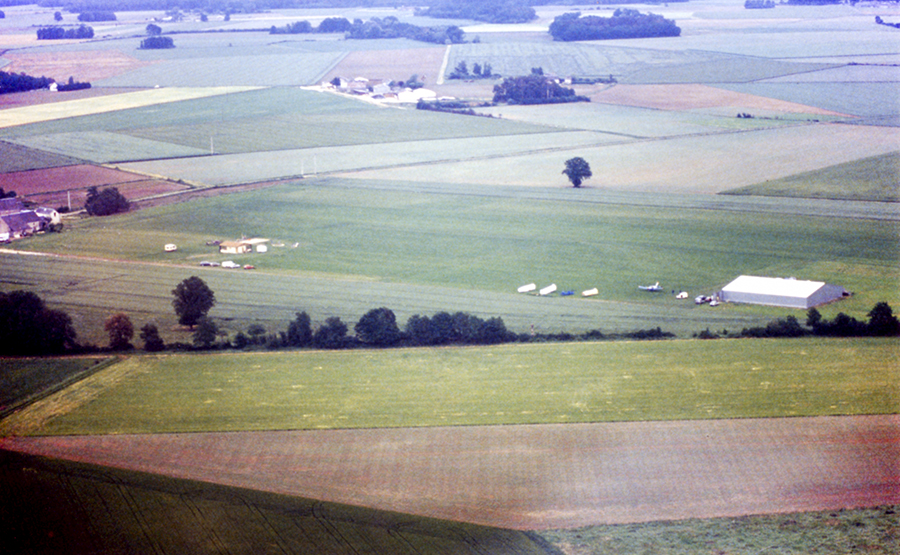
[
  {"left": 415, "top": 0, "right": 536, "bottom": 24},
  {"left": 448, "top": 60, "right": 495, "bottom": 80},
  {"left": 0, "top": 71, "right": 53, "bottom": 94},
  {"left": 270, "top": 16, "right": 351, "bottom": 34},
  {"left": 36, "top": 25, "right": 94, "bottom": 40},
  {"left": 345, "top": 16, "right": 464, "bottom": 44},
  {"left": 77, "top": 11, "right": 115, "bottom": 21},
  {"left": 140, "top": 35, "right": 174, "bottom": 49},
  {"left": 492, "top": 74, "right": 589, "bottom": 105},
  {"left": 56, "top": 76, "right": 91, "bottom": 92},
  {"left": 549, "top": 10, "right": 680, "bottom": 42},
  {"left": 0, "top": 291, "right": 77, "bottom": 355},
  {"left": 737, "top": 302, "right": 899, "bottom": 338},
  {"left": 0, "top": 10, "right": 5, "bottom": 19},
  {"left": 875, "top": 16, "right": 900, "bottom": 29},
  {"left": 406, "top": 311, "right": 510, "bottom": 346},
  {"left": 84, "top": 186, "right": 128, "bottom": 216}
]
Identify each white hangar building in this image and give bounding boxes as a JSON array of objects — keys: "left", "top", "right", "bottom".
[{"left": 719, "top": 275, "right": 848, "bottom": 309}]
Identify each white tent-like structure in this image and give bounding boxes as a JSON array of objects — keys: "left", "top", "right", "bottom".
[{"left": 719, "top": 275, "right": 847, "bottom": 309}]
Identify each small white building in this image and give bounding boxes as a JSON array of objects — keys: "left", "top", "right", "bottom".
[{"left": 719, "top": 275, "right": 847, "bottom": 309}]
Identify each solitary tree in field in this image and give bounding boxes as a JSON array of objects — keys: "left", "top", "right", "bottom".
[
  {"left": 105, "top": 312, "right": 134, "bottom": 350},
  {"left": 172, "top": 276, "right": 216, "bottom": 328},
  {"left": 563, "top": 157, "right": 592, "bottom": 188},
  {"left": 146, "top": 23, "right": 161, "bottom": 35}
]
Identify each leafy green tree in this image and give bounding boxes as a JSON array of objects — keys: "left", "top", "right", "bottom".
[
  {"left": 0, "top": 291, "right": 76, "bottom": 355},
  {"left": 193, "top": 317, "right": 218, "bottom": 348},
  {"left": 140, "top": 323, "right": 165, "bottom": 352},
  {"left": 247, "top": 323, "right": 267, "bottom": 344},
  {"left": 232, "top": 331, "right": 249, "bottom": 349},
  {"left": 286, "top": 311, "right": 312, "bottom": 347},
  {"left": 146, "top": 23, "right": 162, "bottom": 35},
  {"left": 355, "top": 307, "right": 401, "bottom": 347},
  {"left": 54, "top": 11, "right": 62, "bottom": 21},
  {"left": 172, "top": 276, "right": 216, "bottom": 328},
  {"left": 84, "top": 186, "right": 128, "bottom": 216},
  {"left": 563, "top": 157, "right": 592, "bottom": 187},
  {"left": 140, "top": 36, "right": 174, "bottom": 49},
  {"left": 104, "top": 312, "right": 134, "bottom": 350},
  {"left": 867, "top": 302, "right": 900, "bottom": 336},
  {"left": 313, "top": 317, "right": 348, "bottom": 349}
]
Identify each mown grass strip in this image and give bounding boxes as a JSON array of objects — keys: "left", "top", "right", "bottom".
[{"left": 23, "top": 337, "right": 899, "bottom": 436}]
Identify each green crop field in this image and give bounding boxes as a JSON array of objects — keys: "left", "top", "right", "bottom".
[
  {"left": 725, "top": 152, "right": 900, "bottom": 202},
  {"left": 6, "top": 337, "right": 895, "bottom": 436},
  {"left": 7, "top": 178, "right": 897, "bottom": 345}
]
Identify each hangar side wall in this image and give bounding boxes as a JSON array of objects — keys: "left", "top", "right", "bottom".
[{"left": 718, "top": 290, "right": 810, "bottom": 309}]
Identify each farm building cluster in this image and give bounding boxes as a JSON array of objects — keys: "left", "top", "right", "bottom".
[
  {"left": 0, "top": 198, "right": 61, "bottom": 242},
  {"left": 321, "top": 76, "right": 443, "bottom": 104}
]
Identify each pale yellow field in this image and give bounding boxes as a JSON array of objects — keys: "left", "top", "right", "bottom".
[
  {"left": 0, "top": 86, "right": 261, "bottom": 128},
  {"left": 342, "top": 123, "right": 900, "bottom": 193}
]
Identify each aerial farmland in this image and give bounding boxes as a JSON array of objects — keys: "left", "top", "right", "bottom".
[{"left": 1, "top": 1, "right": 898, "bottom": 553}]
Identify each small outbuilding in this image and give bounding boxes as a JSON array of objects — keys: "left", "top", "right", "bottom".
[{"left": 719, "top": 275, "right": 847, "bottom": 309}]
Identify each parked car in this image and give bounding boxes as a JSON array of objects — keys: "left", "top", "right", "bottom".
[
  {"left": 243, "top": 265, "right": 255, "bottom": 270},
  {"left": 221, "top": 261, "right": 240, "bottom": 269},
  {"left": 199, "top": 261, "right": 219, "bottom": 267}
]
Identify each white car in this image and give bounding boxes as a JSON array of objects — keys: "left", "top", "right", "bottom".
[{"left": 221, "top": 260, "right": 240, "bottom": 269}]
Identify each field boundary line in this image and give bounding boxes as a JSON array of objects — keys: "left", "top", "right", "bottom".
[
  {"left": 0, "top": 357, "right": 136, "bottom": 437},
  {"left": 437, "top": 44, "right": 451, "bottom": 85}
]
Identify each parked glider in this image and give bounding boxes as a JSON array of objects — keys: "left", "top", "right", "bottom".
[{"left": 638, "top": 282, "right": 662, "bottom": 292}]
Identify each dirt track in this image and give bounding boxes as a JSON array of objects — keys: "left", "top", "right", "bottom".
[{"left": 3, "top": 415, "right": 897, "bottom": 530}]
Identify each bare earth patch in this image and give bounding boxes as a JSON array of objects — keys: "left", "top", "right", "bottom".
[
  {"left": 1, "top": 51, "right": 155, "bottom": 84},
  {"left": 322, "top": 47, "right": 447, "bottom": 88},
  {"left": 588, "top": 84, "right": 850, "bottom": 116},
  {"left": 2, "top": 415, "right": 896, "bottom": 531},
  {"left": 0, "top": 164, "right": 190, "bottom": 207}
]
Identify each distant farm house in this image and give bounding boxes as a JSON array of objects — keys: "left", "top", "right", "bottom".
[
  {"left": 218, "top": 238, "right": 268, "bottom": 254},
  {"left": 0, "top": 198, "right": 59, "bottom": 241},
  {"left": 719, "top": 275, "right": 848, "bottom": 309}
]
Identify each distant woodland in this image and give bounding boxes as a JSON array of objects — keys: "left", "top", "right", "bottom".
[{"left": 549, "top": 9, "right": 680, "bottom": 41}]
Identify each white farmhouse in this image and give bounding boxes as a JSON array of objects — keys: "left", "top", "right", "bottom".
[{"left": 719, "top": 275, "right": 848, "bottom": 309}]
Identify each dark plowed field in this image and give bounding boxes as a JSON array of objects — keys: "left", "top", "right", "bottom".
[{"left": 4, "top": 415, "right": 897, "bottom": 530}]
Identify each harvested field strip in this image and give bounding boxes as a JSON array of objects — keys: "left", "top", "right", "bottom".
[
  {"left": 8, "top": 131, "right": 209, "bottom": 164},
  {"left": 0, "top": 449, "right": 548, "bottom": 555},
  {"left": 3, "top": 415, "right": 897, "bottom": 530},
  {"left": 0, "top": 164, "right": 161, "bottom": 196},
  {"left": 0, "top": 50, "right": 153, "bottom": 83},
  {"left": 0, "top": 87, "right": 260, "bottom": 129},
  {"left": 587, "top": 83, "right": 849, "bottom": 115},
  {"left": 118, "top": 130, "right": 618, "bottom": 186},
  {"left": 11, "top": 338, "right": 898, "bottom": 436},
  {"left": 344, "top": 123, "right": 900, "bottom": 193},
  {"left": 0, "top": 141, "right": 82, "bottom": 174},
  {"left": 0, "top": 357, "right": 139, "bottom": 437}
]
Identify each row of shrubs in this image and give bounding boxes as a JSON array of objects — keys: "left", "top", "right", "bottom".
[{"left": 696, "top": 303, "right": 900, "bottom": 339}]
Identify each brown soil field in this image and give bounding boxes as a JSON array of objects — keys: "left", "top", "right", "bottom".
[
  {"left": 587, "top": 83, "right": 850, "bottom": 116},
  {"left": 0, "top": 164, "right": 190, "bottom": 207},
  {"left": 1, "top": 51, "right": 154, "bottom": 83},
  {"left": 322, "top": 47, "right": 447, "bottom": 89},
  {"left": 0, "top": 87, "right": 145, "bottom": 110},
  {"left": 3, "top": 415, "right": 897, "bottom": 531}
]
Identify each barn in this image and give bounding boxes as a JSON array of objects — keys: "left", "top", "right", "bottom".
[{"left": 719, "top": 275, "right": 847, "bottom": 309}]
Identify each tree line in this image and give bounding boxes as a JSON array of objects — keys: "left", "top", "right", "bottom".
[
  {"left": 269, "top": 15, "right": 464, "bottom": 44},
  {"left": 696, "top": 303, "right": 900, "bottom": 340},
  {"left": 36, "top": 24, "right": 94, "bottom": 40},
  {"left": 1, "top": 71, "right": 91, "bottom": 94},
  {"left": 4, "top": 276, "right": 896, "bottom": 357},
  {"left": 414, "top": 0, "right": 537, "bottom": 24},
  {"left": 549, "top": 9, "right": 680, "bottom": 42}
]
